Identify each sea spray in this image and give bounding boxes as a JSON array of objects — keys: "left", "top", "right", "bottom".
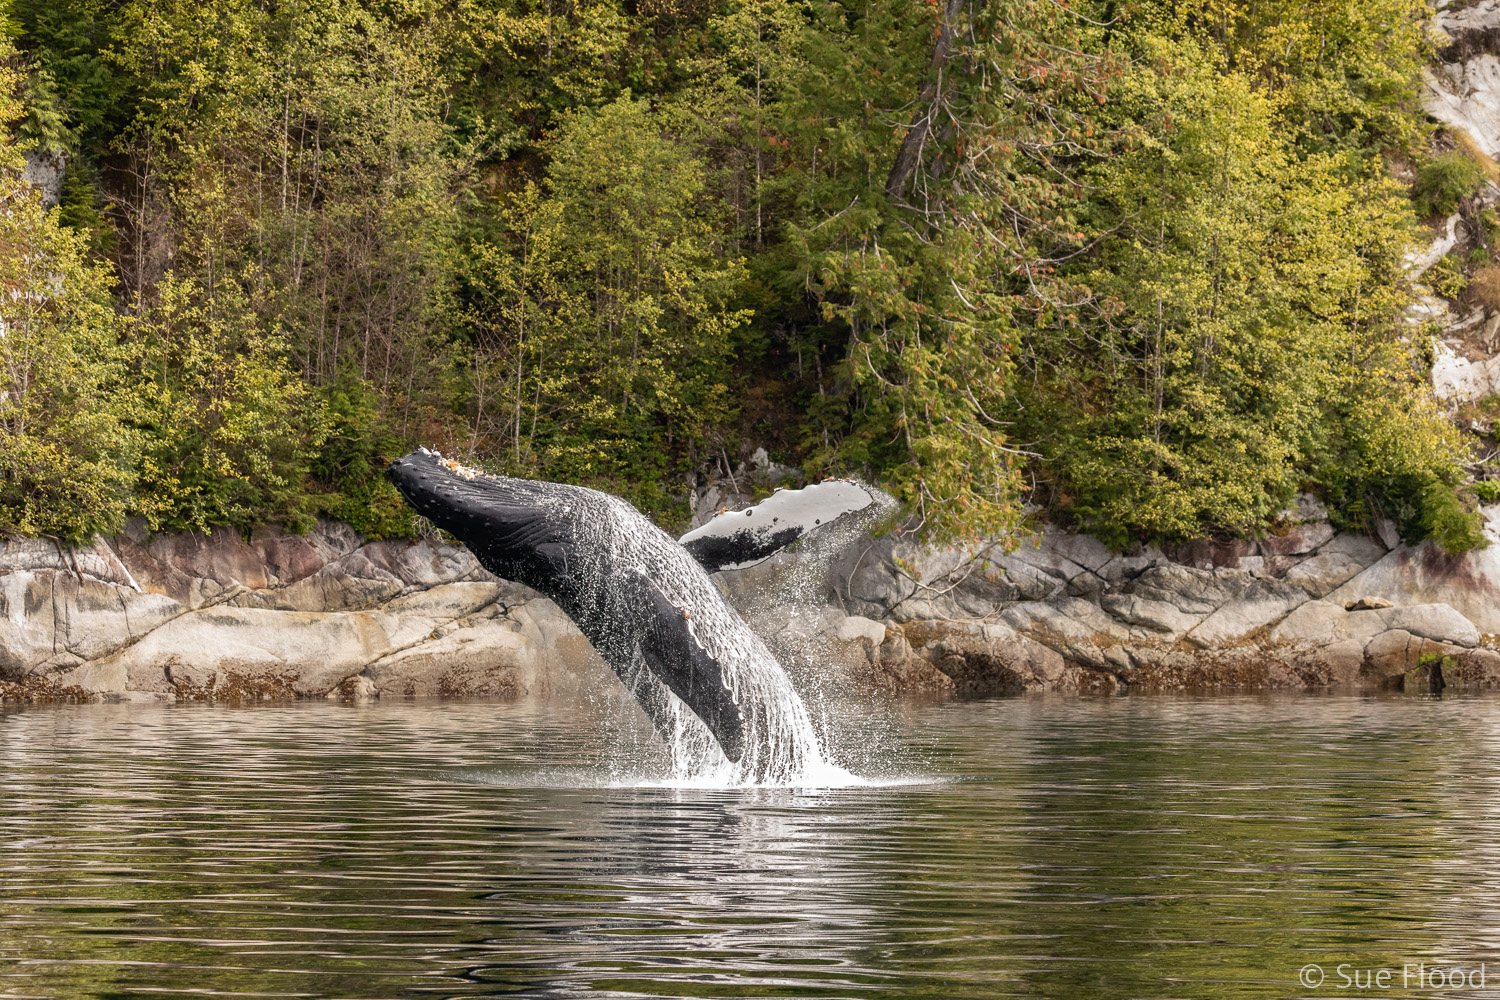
[
  {"left": 390, "top": 450, "right": 873, "bottom": 786},
  {"left": 582, "top": 492, "right": 835, "bottom": 786}
]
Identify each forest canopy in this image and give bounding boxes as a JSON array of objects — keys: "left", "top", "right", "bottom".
[{"left": 0, "top": 0, "right": 1486, "bottom": 551}]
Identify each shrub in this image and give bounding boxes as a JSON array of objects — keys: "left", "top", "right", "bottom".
[
  {"left": 1482, "top": 208, "right": 1500, "bottom": 248},
  {"left": 1454, "top": 129, "right": 1499, "bottom": 182},
  {"left": 1318, "top": 372, "right": 1485, "bottom": 553},
  {"left": 1412, "top": 149, "right": 1488, "bottom": 218},
  {"left": 0, "top": 75, "right": 138, "bottom": 541},
  {"left": 128, "top": 275, "right": 329, "bottom": 535},
  {"left": 309, "top": 375, "right": 418, "bottom": 539},
  {"left": 1471, "top": 480, "right": 1500, "bottom": 505},
  {"left": 1429, "top": 253, "right": 1469, "bottom": 300},
  {"left": 1417, "top": 479, "right": 1487, "bottom": 551}
]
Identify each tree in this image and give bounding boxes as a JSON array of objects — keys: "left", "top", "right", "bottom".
[
  {"left": 0, "top": 48, "right": 136, "bottom": 541},
  {"left": 774, "top": 0, "right": 1123, "bottom": 540},
  {"left": 543, "top": 95, "right": 750, "bottom": 488},
  {"left": 462, "top": 182, "right": 587, "bottom": 470},
  {"left": 126, "top": 273, "right": 328, "bottom": 533},
  {"left": 1013, "top": 34, "right": 1474, "bottom": 547}
]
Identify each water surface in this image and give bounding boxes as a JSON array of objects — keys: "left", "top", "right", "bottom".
[{"left": 2, "top": 694, "right": 1498, "bottom": 998}]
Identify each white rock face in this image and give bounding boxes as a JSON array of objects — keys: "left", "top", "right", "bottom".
[
  {"left": 1432, "top": 338, "right": 1500, "bottom": 401},
  {"left": 1185, "top": 591, "right": 1309, "bottom": 648},
  {"left": 1408, "top": 293, "right": 1452, "bottom": 327},
  {"left": 7, "top": 497, "right": 1500, "bottom": 703},
  {"left": 1327, "top": 547, "right": 1500, "bottom": 635},
  {"left": 1284, "top": 550, "right": 1379, "bottom": 598},
  {"left": 1406, "top": 213, "right": 1464, "bottom": 276},
  {"left": 833, "top": 615, "right": 886, "bottom": 647},
  {"left": 1101, "top": 594, "right": 1202, "bottom": 638},
  {"left": 1384, "top": 603, "right": 1483, "bottom": 648},
  {"left": 1427, "top": 1, "right": 1500, "bottom": 156},
  {"left": 1271, "top": 601, "right": 1387, "bottom": 645},
  {"left": 22, "top": 151, "right": 65, "bottom": 207},
  {"left": 817, "top": 504, "right": 1499, "bottom": 694},
  {"left": 86, "top": 607, "right": 398, "bottom": 695},
  {"left": 1418, "top": 3, "right": 1500, "bottom": 401}
]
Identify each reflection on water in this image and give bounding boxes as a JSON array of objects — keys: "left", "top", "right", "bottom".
[{"left": 2, "top": 695, "right": 1499, "bottom": 998}]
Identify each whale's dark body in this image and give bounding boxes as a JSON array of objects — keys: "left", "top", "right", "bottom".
[
  {"left": 389, "top": 450, "right": 750, "bottom": 759},
  {"left": 388, "top": 449, "right": 885, "bottom": 769}
]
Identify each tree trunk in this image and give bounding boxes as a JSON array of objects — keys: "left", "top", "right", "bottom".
[{"left": 884, "top": 0, "right": 968, "bottom": 201}]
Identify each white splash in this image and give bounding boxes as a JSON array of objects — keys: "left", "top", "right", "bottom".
[
  {"left": 595, "top": 493, "right": 838, "bottom": 786},
  {"left": 402, "top": 450, "right": 901, "bottom": 789}
]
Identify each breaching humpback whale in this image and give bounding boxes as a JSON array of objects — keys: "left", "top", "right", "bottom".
[{"left": 387, "top": 449, "right": 881, "bottom": 769}]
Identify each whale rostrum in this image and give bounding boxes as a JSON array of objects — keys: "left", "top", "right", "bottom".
[{"left": 386, "top": 449, "right": 882, "bottom": 771}]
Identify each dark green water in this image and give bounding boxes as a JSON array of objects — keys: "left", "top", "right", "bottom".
[{"left": 2, "top": 695, "right": 1497, "bottom": 999}]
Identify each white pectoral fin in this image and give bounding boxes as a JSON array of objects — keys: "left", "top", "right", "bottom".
[{"left": 678, "top": 480, "right": 885, "bottom": 572}]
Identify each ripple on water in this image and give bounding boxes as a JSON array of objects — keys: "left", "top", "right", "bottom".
[
  {"left": 2, "top": 695, "right": 1500, "bottom": 999},
  {"left": 444, "top": 762, "right": 944, "bottom": 790}
]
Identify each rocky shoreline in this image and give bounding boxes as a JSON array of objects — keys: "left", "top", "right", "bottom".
[
  {"left": 4, "top": 495, "right": 1500, "bottom": 705},
  {"left": 744, "top": 496, "right": 1500, "bottom": 700},
  {"left": 0, "top": 521, "right": 602, "bottom": 704}
]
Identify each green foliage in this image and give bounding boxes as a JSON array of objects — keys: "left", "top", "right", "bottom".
[
  {"left": 1471, "top": 480, "right": 1500, "bottom": 505},
  {"left": 127, "top": 275, "right": 328, "bottom": 534},
  {"left": 1482, "top": 208, "right": 1500, "bottom": 247},
  {"left": 1128, "top": 0, "right": 1431, "bottom": 155},
  {"left": 1417, "top": 481, "right": 1486, "bottom": 551},
  {"left": 1428, "top": 253, "right": 1469, "bottom": 300},
  {"left": 767, "top": 0, "right": 1120, "bottom": 541},
  {"left": 0, "top": 198, "right": 135, "bottom": 542},
  {"left": 8, "top": 0, "right": 120, "bottom": 147},
  {"left": 0, "top": 56, "right": 136, "bottom": 542},
  {"left": 0, "top": 0, "right": 1484, "bottom": 555},
  {"left": 54, "top": 158, "right": 112, "bottom": 255},
  {"left": 1009, "top": 35, "right": 1477, "bottom": 549},
  {"left": 460, "top": 99, "right": 749, "bottom": 504},
  {"left": 1320, "top": 377, "right": 1482, "bottom": 549},
  {"left": 1412, "top": 150, "right": 1488, "bottom": 218},
  {"left": 310, "top": 375, "right": 417, "bottom": 539},
  {"left": 542, "top": 95, "right": 749, "bottom": 476}
]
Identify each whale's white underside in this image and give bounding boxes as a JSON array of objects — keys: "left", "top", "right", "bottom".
[{"left": 678, "top": 480, "right": 883, "bottom": 571}]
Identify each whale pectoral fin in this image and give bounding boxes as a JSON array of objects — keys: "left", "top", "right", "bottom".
[
  {"left": 678, "top": 479, "right": 886, "bottom": 572},
  {"left": 623, "top": 574, "right": 746, "bottom": 763},
  {"left": 680, "top": 524, "right": 801, "bottom": 576}
]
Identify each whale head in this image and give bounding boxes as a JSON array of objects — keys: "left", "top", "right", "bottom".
[{"left": 386, "top": 449, "right": 578, "bottom": 590}]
